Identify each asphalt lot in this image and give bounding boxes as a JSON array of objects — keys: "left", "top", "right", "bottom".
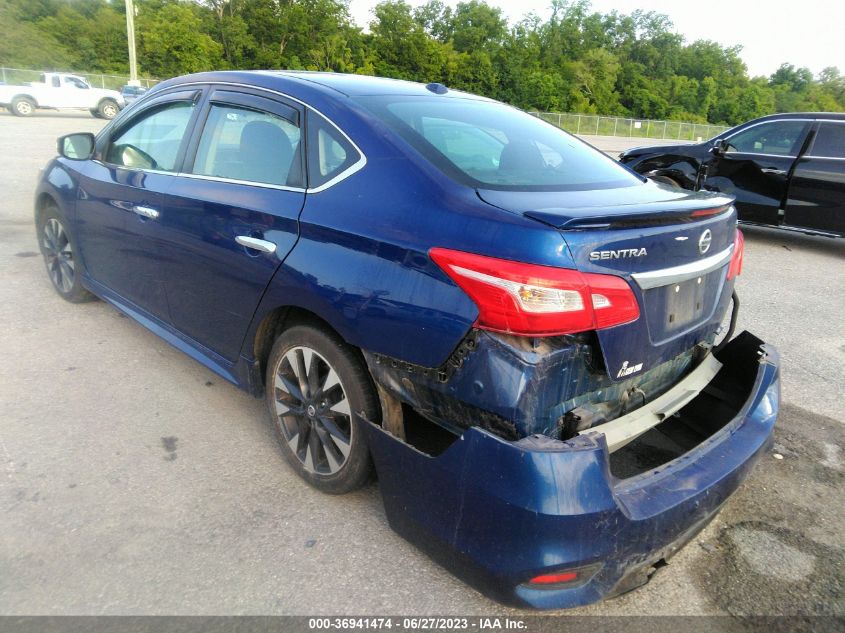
[{"left": 0, "top": 111, "right": 843, "bottom": 619}]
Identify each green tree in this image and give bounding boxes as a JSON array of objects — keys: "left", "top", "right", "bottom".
[
  {"left": 137, "top": 2, "right": 223, "bottom": 77},
  {"left": 1, "top": 0, "right": 843, "bottom": 125}
]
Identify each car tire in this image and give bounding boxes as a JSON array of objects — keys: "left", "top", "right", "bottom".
[
  {"left": 11, "top": 97, "right": 35, "bottom": 117},
  {"left": 98, "top": 99, "right": 119, "bottom": 120},
  {"left": 37, "top": 203, "right": 96, "bottom": 303},
  {"left": 650, "top": 175, "right": 683, "bottom": 188},
  {"left": 265, "top": 324, "right": 379, "bottom": 494},
  {"left": 90, "top": 108, "right": 103, "bottom": 119}
]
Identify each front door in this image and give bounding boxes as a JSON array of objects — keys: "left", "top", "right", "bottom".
[
  {"left": 153, "top": 88, "right": 306, "bottom": 362},
  {"left": 702, "top": 119, "right": 810, "bottom": 226},
  {"left": 62, "top": 75, "right": 93, "bottom": 108},
  {"left": 74, "top": 91, "right": 201, "bottom": 319}
]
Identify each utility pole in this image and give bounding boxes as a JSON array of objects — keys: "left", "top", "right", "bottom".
[{"left": 125, "top": 0, "right": 139, "bottom": 86}]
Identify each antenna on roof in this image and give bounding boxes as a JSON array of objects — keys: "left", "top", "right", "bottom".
[{"left": 425, "top": 83, "right": 448, "bottom": 95}]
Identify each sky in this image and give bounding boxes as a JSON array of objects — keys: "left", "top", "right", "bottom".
[{"left": 346, "top": 0, "right": 845, "bottom": 79}]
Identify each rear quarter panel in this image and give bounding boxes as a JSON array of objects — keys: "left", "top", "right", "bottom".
[{"left": 246, "top": 105, "right": 575, "bottom": 368}]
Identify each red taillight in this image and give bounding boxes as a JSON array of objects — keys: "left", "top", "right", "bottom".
[
  {"left": 429, "top": 248, "right": 640, "bottom": 337},
  {"left": 727, "top": 229, "right": 744, "bottom": 280},
  {"left": 528, "top": 571, "right": 579, "bottom": 585},
  {"left": 691, "top": 205, "right": 732, "bottom": 218}
]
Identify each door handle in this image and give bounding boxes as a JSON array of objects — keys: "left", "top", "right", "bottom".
[
  {"left": 133, "top": 205, "right": 160, "bottom": 220},
  {"left": 235, "top": 235, "right": 277, "bottom": 254},
  {"left": 760, "top": 168, "right": 786, "bottom": 176}
]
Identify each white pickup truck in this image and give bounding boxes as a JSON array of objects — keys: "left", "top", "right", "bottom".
[{"left": 0, "top": 72, "right": 125, "bottom": 119}]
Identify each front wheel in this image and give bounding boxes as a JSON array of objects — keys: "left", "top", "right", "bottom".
[
  {"left": 97, "top": 99, "right": 119, "bottom": 119},
  {"left": 265, "top": 325, "right": 379, "bottom": 494},
  {"left": 649, "top": 175, "right": 683, "bottom": 188},
  {"left": 37, "top": 204, "right": 95, "bottom": 303}
]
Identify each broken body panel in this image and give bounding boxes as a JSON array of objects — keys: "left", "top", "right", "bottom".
[{"left": 363, "top": 332, "right": 779, "bottom": 608}]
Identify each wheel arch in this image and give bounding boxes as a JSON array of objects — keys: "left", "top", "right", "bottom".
[
  {"left": 12, "top": 93, "right": 38, "bottom": 107},
  {"left": 34, "top": 191, "right": 59, "bottom": 226},
  {"left": 635, "top": 156, "right": 701, "bottom": 190},
  {"left": 251, "top": 305, "right": 361, "bottom": 389},
  {"left": 97, "top": 96, "right": 118, "bottom": 108}
]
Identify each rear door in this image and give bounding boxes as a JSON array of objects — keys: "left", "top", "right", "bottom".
[
  {"left": 153, "top": 87, "right": 306, "bottom": 362},
  {"left": 702, "top": 119, "right": 811, "bottom": 226},
  {"left": 34, "top": 74, "right": 62, "bottom": 108},
  {"left": 784, "top": 120, "right": 845, "bottom": 235}
]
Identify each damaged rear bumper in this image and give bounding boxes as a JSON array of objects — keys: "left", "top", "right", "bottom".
[{"left": 362, "top": 331, "right": 780, "bottom": 609}]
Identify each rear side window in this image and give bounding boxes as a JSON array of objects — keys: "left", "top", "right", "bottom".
[
  {"left": 192, "top": 104, "right": 303, "bottom": 188},
  {"left": 306, "top": 111, "right": 360, "bottom": 189},
  {"left": 106, "top": 102, "right": 195, "bottom": 172},
  {"left": 810, "top": 122, "right": 845, "bottom": 158},
  {"left": 355, "top": 96, "right": 641, "bottom": 191}
]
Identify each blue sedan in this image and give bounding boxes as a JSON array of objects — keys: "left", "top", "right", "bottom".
[{"left": 35, "top": 71, "right": 779, "bottom": 608}]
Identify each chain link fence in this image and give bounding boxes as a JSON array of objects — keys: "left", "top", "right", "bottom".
[
  {"left": 1, "top": 66, "right": 728, "bottom": 141},
  {"left": 0, "top": 67, "right": 160, "bottom": 90},
  {"left": 530, "top": 111, "right": 729, "bottom": 141}
]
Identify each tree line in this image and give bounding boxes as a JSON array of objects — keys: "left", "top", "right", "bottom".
[{"left": 1, "top": 0, "right": 843, "bottom": 125}]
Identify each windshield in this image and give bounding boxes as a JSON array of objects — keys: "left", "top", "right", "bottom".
[{"left": 356, "top": 96, "right": 642, "bottom": 191}]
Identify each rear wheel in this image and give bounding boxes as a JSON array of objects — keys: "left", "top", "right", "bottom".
[
  {"left": 90, "top": 108, "right": 103, "bottom": 119},
  {"left": 37, "top": 204, "right": 95, "bottom": 303},
  {"left": 11, "top": 97, "right": 35, "bottom": 117},
  {"left": 98, "top": 99, "right": 119, "bottom": 119},
  {"left": 265, "top": 325, "right": 379, "bottom": 494}
]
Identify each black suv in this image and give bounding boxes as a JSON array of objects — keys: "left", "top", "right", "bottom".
[{"left": 619, "top": 113, "right": 845, "bottom": 237}]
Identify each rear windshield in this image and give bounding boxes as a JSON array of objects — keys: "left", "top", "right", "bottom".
[{"left": 356, "top": 96, "right": 642, "bottom": 191}]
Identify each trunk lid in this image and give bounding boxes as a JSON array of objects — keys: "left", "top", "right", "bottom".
[{"left": 478, "top": 184, "right": 738, "bottom": 381}]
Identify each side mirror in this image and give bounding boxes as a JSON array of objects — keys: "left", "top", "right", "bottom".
[
  {"left": 711, "top": 138, "right": 728, "bottom": 156},
  {"left": 58, "top": 133, "right": 95, "bottom": 160}
]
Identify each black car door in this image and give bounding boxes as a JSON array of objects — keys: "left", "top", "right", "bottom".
[
  {"left": 702, "top": 119, "right": 811, "bottom": 227},
  {"left": 150, "top": 88, "right": 306, "bottom": 363},
  {"left": 784, "top": 120, "right": 845, "bottom": 235},
  {"left": 74, "top": 89, "right": 203, "bottom": 319}
]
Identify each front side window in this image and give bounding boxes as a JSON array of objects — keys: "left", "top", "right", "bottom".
[
  {"left": 810, "top": 122, "right": 845, "bottom": 158},
  {"left": 724, "top": 120, "right": 808, "bottom": 156},
  {"left": 306, "top": 111, "right": 360, "bottom": 189},
  {"left": 192, "top": 104, "right": 302, "bottom": 187},
  {"left": 105, "top": 102, "right": 195, "bottom": 172},
  {"left": 356, "top": 96, "right": 642, "bottom": 191},
  {"left": 64, "top": 76, "right": 89, "bottom": 89}
]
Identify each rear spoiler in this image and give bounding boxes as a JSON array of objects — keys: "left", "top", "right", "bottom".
[{"left": 526, "top": 204, "right": 734, "bottom": 230}]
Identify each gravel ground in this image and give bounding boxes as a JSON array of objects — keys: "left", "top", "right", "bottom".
[{"left": 0, "top": 111, "right": 843, "bottom": 623}]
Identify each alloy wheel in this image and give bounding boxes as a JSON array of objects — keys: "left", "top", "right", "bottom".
[
  {"left": 272, "top": 346, "right": 353, "bottom": 475},
  {"left": 42, "top": 218, "right": 75, "bottom": 293}
]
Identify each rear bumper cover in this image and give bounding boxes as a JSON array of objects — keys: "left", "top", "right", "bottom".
[{"left": 362, "top": 331, "right": 779, "bottom": 609}]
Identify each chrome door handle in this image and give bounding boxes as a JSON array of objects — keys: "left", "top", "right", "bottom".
[
  {"left": 133, "top": 205, "right": 160, "bottom": 219},
  {"left": 760, "top": 168, "right": 786, "bottom": 176},
  {"left": 235, "top": 236, "right": 276, "bottom": 254}
]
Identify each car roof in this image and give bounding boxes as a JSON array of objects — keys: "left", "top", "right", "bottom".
[
  {"left": 754, "top": 112, "right": 845, "bottom": 122},
  {"left": 259, "top": 71, "right": 492, "bottom": 99},
  {"left": 156, "top": 70, "right": 491, "bottom": 102}
]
